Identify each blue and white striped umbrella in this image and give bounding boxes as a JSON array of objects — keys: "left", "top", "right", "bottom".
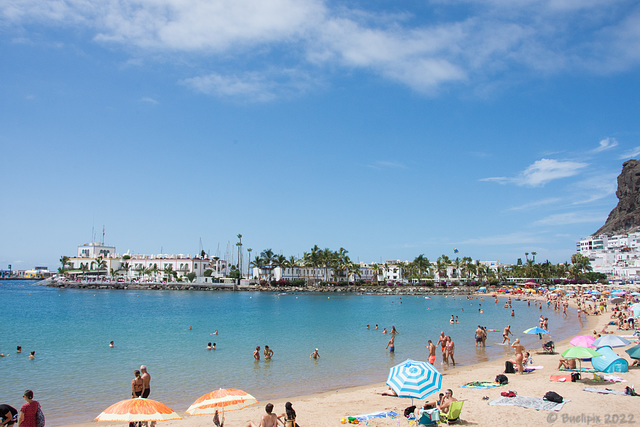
[{"left": 386, "top": 359, "right": 442, "bottom": 399}]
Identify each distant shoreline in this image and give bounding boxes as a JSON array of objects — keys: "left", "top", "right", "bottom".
[{"left": 38, "top": 278, "right": 479, "bottom": 294}]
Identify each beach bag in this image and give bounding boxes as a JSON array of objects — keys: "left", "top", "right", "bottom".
[
  {"left": 504, "top": 361, "right": 515, "bottom": 374},
  {"left": 571, "top": 372, "right": 581, "bottom": 382},
  {"left": 404, "top": 405, "right": 416, "bottom": 418},
  {"left": 36, "top": 403, "right": 45, "bottom": 427},
  {"left": 543, "top": 391, "right": 563, "bottom": 403},
  {"left": 495, "top": 374, "right": 508, "bottom": 385}
]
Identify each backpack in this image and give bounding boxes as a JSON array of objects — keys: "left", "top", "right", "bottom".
[
  {"left": 504, "top": 361, "right": 515, "bottom": 374},
  {"left": 495, "top": 374, "right": 508, "bottom": 385},
  {"left": 571, "top": 372, "right": 581, "bottom": 382},
  {"left": 543, "top": 391, "right": 563, "bottom": 403},
  {"left": 404, "top": 406, "right": 416, "bottom": 418},
  {"left": 36, "top": 403, "right": 45, "bottom": 427}
]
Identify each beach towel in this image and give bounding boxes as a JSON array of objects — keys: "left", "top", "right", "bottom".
[
  {"left": 352, "top": 411, "right": 398, "bottom": 421},
  {"left": 559, "top": 368, "right": 596, "bottom": 373},
  {"left": 528, "top": 366, "right": 544, "bottom": 370},
  {"left": 583, "top": 387, "right": 628, "bottom": 396},
  {"left": 596, "top": 373, "right": 627, "bottom": 383},
  {"left": 550, "top": 375, "right": 572, "bottom": 382},
  {"left": 461, "top": 381, "right": 503, "bottom": 389},
  {"left": 488, "top": 396, "right": 569, "bottom": 411}
]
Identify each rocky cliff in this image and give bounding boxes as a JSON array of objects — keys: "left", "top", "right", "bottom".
[{"left": 594, "top": 159, "right": 640, "bottom": 236}]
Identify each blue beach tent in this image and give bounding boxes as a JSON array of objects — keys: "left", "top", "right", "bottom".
[{"left": 591, "top": 346, "right": 629, "bottom": 373}]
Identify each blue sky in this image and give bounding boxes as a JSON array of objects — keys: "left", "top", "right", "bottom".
[{"left": 2, "top": 0, "right": 640, "bottom": 271}]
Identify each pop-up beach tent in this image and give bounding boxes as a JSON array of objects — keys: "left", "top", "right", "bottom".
[{"left": 591, "top": 346, "right": 629, "bottom": 373}]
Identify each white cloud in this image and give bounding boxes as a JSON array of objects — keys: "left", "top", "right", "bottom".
[
  {"left": 3, "top": 1, "right": 640, "bottom": 98},
  {"left": 139, "top": 96, "right": 158, "bottom": 104},
  {"left": 592, "top": 137, "right": 619, "bottom": 153},
  {"left": 533, "top": 212, "right": 605, "bottom": 226},
  {"left": 481, "top": 158, "right": 588, "bottom": 187},
  {"left": 571, "top": 173, "right": 617, "bottom": 205},
  {"left": 619, "top": 146, "right": 640, "bottom": 160},
  {"left": 367, "top": 161, "right": 407, "bottom": 170}
]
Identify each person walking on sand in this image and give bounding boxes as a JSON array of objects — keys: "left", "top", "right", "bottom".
[
  {"left": 502, "top": 325, "right": 512, "bottom": 344},
  {"left": 246, "top": 403, "right": 280, "bottom": 427},
  {"left": 18, "top": 390, "right": 40, "bottom": 427},
  {"left": 386, "top": 335, "right": 395, "bottom": 352},
  {"left": 511, "top": 339, "right": 526, "bottom": 374},
  {"left": 426, "top": 340, "right": 436, "bottom": 364},
  {"left": 254, "top": 346, "right": 261, "bottom": 361}
]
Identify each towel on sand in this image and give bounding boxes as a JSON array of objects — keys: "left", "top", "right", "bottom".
[
  {"left": 550, "top": 375, "right": 572, "bottom": 382},
  {"left": 461, "top": 381, "right": 503, "bottom": 389},
  {"left": 352, "top": 411, "right": 398, "bottom": 421},
  {"left": 560, "top": 368, "right": 596, "bottom": 373},
  {"left": 596, "top": 373, "right": 626, "bottom": 383},
  {"left": 488, "top": 396, "right": 569, "bottom": 411},
  {"left": 583, "top": 387, "right": 628, "bottom": 396}
]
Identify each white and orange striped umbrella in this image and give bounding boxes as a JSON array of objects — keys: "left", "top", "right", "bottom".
[
  {"left": 95, "top": 398, "right": 181, "bottom": 422},
  {"left": 186, "top": 388, "right": 257, "bottom": 416}
]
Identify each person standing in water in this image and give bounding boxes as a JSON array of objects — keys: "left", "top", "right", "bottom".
[
  {"left": 426, "top": 340, "right": 436, "bottom": 364},
  {"left": 502, "top": 325, "right": 512, "bottom": 344},
  {"left": 386, "top": 335, "right": 395, "bottom": 352}
]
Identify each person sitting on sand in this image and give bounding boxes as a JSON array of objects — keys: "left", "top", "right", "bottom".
[
  {"left": 558, "top": 357, "right": 577, "bottom": 370},
  {"left": 246, "top": 403, "right": 280, "bottom": 427},
  {"left": 278, "top": 402, "right": 297, "bottom": 427},
  {"left": 423, "top": 389, "right": 457, "bottom": 414}
]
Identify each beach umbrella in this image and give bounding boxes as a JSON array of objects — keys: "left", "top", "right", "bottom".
[
  {"left": 625, "top": 343, "right": 640, "bottom": 360},
  {"left": 523, "top": 327, "right": 549, "bottom": 335},
  {"left": 570, "top": 335, "right": 596, "bottom": 348},
  {"left": 186, "top": 388, "right": 258, "bottom": 416},
  {"left": 592, "top": 335, "right": 632, "bottom": 348},
  {"left": 95, "top": 398, "right": 181, "bottom": 423},
  {"left": 610, "top": 297, "right": 624, "bottom": 304},
  {"left": 386, "top": 359, "right": 442, "bottom": 400},
  {"left": 561, "top": 346, "right": 602, "bottom": 371},
  {"left": 630, "top": 292, "right": 640, "bottom": 297}
]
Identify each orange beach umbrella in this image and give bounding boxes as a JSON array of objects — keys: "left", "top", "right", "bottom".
[
  {"left": 187, "top": 388, "right": 258, "bottom": 415},
  {"left": 95, "top": 398, "right": 181, "bottom": 422}
]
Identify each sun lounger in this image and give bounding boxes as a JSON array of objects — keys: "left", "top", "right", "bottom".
[{"left": 488, "top": 395, "right": 569, "bottom": 411}]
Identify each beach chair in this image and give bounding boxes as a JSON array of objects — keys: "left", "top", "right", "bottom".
[{"left": 438, "top": 401, "right": 464, "bottom": 424}]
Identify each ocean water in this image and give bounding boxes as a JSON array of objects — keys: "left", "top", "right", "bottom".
[{"left": 0, "top": 281, "right": 581, "bottom": 425}]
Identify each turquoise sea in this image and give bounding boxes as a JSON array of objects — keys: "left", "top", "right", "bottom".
[{"left": 0, "top": 281, "right": 581, "bottom": 425}]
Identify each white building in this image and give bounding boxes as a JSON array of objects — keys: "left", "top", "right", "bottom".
[
  {"left": 577, "top": 232, "right": 640, "bottom": 278},
  {"left": 66, "top": 242, "right": 228, "bottom": 281}
]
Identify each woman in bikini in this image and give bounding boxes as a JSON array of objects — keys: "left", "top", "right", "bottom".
[
  {"left": 279, "top": 402, "right": 298, "bottom": 427},
  {"left": 445, "top": 336, "right": 455, "bottom": 367},
  {"left": 131, "top": 370, "right": 144, "bottom": 397}
]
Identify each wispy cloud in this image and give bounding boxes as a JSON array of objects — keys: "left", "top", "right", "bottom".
[
  {"left": 592, "top": 137, "right": 618, "bottom": 153},
  {"left": 571, "top": 173, "right": 617, "bottom": 205},
  {"left": 533, "top": 212, "right": 605, "bottom": 226},
  {"left": 619, "top": 146, "right": 640, "bottom": 160},
  {"left": 367, "top": 161, "right": 407, "bottom": 170},
  {"left": 507, "top": 197, "right": 562, "bottom": 212},
  {"left": 459, "top": 231, "right": 542, "bottom": 246},
  {"left": 481, "top": 158, "right": 588, "bottom": 187},
  {"left": 139, "top": 97, "right": 158, "bottom": 105}
]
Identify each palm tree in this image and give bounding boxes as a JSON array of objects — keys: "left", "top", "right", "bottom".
[
  {"left": 247, "top": 248, "right": 253, "bottom": 277},
  {"left": 150, "top": 264, "right": 160, "bottom": 281},
  {"left": 92, "top": 256, "right": 107, "bottom": 272},
  {"left": 163, "top": 264, "right": 176, "bottom": 282},
  {"left": 525, "top": 252, "right": 529, "bottom": 261},
  {"left": 531, "top": 251, "right": 537, "bottom": 263},
  {"left": 452, "top": 257, "right": 462, "bottom": 279},
  {"left": 259, "top": 249, "right": 276, "bottom": 282},
  {"left": 436, "top": 255, "right": 451, "bottom": 280},
  {"left": 135, "top": 264, "right": 146, "bottom": 281},
  {"left": 371, "top": 263, "right": 382, "bottom": 284},
  {"left": 120, "top": 262, "right": 131, "bottom": 280},
  {"left": 250, "top": 256, "right": 265, "bottom": 280},
  {"left": 273, "top": 254, "right": 288, "bottom": 281},
  {"left": 80, "top": 263, "right": 89, "bottom": 280}
]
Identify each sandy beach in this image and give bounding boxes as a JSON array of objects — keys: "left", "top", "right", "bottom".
[{"left": 67, "top": 294, "right": 640, "bottom": 427}]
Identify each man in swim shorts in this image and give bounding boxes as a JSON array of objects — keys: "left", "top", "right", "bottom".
[
  {"left": 386, "top": 336, "right": 395, "bottom": 352},
  {"left": 140, "top": 365, "right": 151, "bottom": 398},
  {"left": 437, "top": 332, "right": 447, "bottom": 362},
  {"left": 475, "top": 326, "right": 484, "bottom": 348},
  {"left": 427, "top": 340, "right": 436, "bottom": 364},
  {"left": 502, "top": 325, "right": 512, "bottom": 344}
]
